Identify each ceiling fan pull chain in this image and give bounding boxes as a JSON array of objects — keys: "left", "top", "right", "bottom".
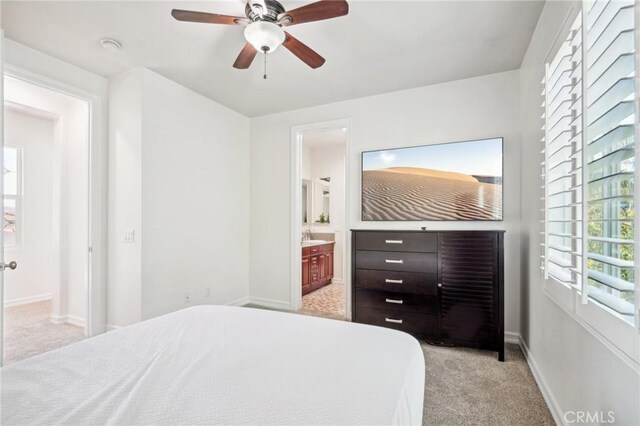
[{"left": 263, "top": 51, "right": 268, "bottom": 79}]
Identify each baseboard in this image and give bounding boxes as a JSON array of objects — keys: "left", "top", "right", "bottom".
[
  {"left": 4, "top": 293, "right": 52, "bottom": 308},
  {"left": 332, "top": 278, "right": 344, "bottom": 285},
  {"left": 226, "top": 296, "right": 251, "bottom": 307},
  {"left": 50, "top": 314, "right": 86, "bottom": 328},
  {"left": 66, "top": 315, "right": 86, "bottom": 328},
  {"left": 518, "top": 336, "right": 563, "bottom": 425},
  {"left": 49, "top": 314, "right": 67, "bottom": 324},
  {"left": 245, "top": 297, "right": 292, "bottom": 311},
  {"left": 504, "top": 331, "right": 521, "bottom": 344},
  {"left": 106, "top": 324, "right": 122, "bottom": 332}
]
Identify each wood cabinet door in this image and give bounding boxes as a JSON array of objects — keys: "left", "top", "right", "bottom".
[
  {"left": 302, "top": 257, "right": 310, "bottom": 294},
  {"left": 310, "top": 255, "right": 319, "bottom": 286},
  {"left": 318, "top": 254, "right": 326, "bottom": 281},
  {"left": 327, "top": 253, "right": 334, "bottom": 279},
  {"left": 438, "top": 232, "right": 500, "bottom": 349}
]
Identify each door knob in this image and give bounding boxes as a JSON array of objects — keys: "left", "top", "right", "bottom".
[
  {"left": 437, "top": 283, "right": 442, "bottom": 288},
  {"left": 1, "top": 261, "right": 17, "bottom": 271}
]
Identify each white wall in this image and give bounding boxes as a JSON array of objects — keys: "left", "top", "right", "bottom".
[
  {"left": 140, "top": 68, "right": 251, "bottom": 319},
  {"left": 108, "top": 67, "right": 251, "bottom": 326},
  {"left": 107, "top": 68, "right": 143, "bottom": 328},
  {"left": 519, "top": 1, "right": 640, "bottom": 424},
  {"left": 3, "top": 108, "right": 55, "bottom": 305},
  {"left": 250, "top": 70, "right": 522, "bottom": 335},
  {"left": 60, "top": 90, "right": 89, "bottom": 327}
]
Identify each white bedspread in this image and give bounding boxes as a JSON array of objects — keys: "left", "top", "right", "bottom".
[{"left": 1, "top": 306, "right": 425, "bottom": 425}]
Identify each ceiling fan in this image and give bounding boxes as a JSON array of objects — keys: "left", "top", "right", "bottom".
[{"left": 171, "top": 0, "right": 349, "bottom": 74}]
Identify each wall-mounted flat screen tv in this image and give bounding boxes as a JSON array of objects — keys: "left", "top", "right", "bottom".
[{"left": 361, "top": 137, "right": 503, "bottom": 221}]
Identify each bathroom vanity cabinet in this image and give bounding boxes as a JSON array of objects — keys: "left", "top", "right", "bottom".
[{"left": 302, "top": 242, "right": 335, "bottom": 295}]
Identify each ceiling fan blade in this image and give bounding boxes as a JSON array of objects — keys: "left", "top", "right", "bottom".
[
  {"left": 278, "top": 0, "right": 348, "bottom": 26},
  {"left": 171, "top": 9, "right": 250, "bottom": 26},
  {"left": 283, "top": 32, "right": 325, "bottom": 69},
  {"left": 233, "top": 43, "right": 258, "bottom": 69}
]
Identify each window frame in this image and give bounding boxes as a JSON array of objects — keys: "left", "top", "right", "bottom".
[{"left": 541, "top": 2, "right": 640, "bottom": 367}]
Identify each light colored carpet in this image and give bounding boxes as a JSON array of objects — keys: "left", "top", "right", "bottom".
[
  {"left": 422, "top": 342, "right": 553, "bottom": 425},
  {"left": 3, "top": 300, "right": 85, "bottom": 365},
  {"left": 299, "top": 282, "right": 345, "bottom": 320}
]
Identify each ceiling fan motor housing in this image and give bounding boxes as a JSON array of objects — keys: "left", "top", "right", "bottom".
[{"left": 245, "top": 0, "right": 286, "bottom": 22}]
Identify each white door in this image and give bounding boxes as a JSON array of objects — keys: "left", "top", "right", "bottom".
[
  {"left": 0, "top": 32, "right": 22, "bottom": 367},
  {"left": 0, "top": 29, "right": 3, "bottom": 366}
]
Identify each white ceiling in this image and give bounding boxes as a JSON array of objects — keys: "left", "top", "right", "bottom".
[
  {"left": 1, "top": 1, "right": 544, "bottom": 117},
  {"left": 303, "top": 128, "right": 347, "bottom": 147}
]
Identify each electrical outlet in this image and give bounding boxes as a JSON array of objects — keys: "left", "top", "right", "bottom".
[{"left": 184, "top": 293, "right": 191, "bottom": 304}]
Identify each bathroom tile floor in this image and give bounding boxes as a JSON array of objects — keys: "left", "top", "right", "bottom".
[{"left": 299, "top": 282, "right": 345, "bottom": 320}]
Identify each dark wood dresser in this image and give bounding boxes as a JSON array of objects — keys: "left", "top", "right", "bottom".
[{"left": 352, "top": 230, "right": 505, "bottom": 361}]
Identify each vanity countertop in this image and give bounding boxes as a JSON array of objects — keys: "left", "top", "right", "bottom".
[{"left": 301, "top": 241, "right": 335, "bottom": 248}]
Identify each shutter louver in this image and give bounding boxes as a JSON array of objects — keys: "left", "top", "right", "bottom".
[
  {"left": 542, "top": 13, "right": 584, "bottom": 287},
  {"left": 585, "top": 0, "right": 636, "bottom": 322}
]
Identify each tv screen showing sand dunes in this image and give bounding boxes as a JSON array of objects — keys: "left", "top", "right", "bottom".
[{"left": 362, "top": 138, "right": 503, "bottom": 221}]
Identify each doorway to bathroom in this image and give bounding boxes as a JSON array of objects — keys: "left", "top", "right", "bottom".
[{"left": 291, "top": 119, "right": 351, "bottom": 321}]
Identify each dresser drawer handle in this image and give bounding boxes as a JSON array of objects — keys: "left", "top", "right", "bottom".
[
  {"left": 385, "top": 298, "right": 403, "bottom": 304},
  {"left": 385, "top": 239, "right": 403, "bottom": 244},
  {"left": 385, "top": 317, "right": 403, "bottom": 324},
  {"left": 385, "top": 259, "right": 404, "bottom": 264},
  {"left": 385, "top": 278, "right": 403, "bottom": 284}
]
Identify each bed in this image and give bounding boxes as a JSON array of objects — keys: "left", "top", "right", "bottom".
[{"left": 1, "top": 305, "right": 425, "bottom": 425}]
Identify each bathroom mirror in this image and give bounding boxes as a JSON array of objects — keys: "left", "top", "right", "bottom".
[
  {"left": 302, "top": 179, "right": 310, "bottom": 224},
  {"left": 312, "top": 178, "right": 330, "bottom": 224}
]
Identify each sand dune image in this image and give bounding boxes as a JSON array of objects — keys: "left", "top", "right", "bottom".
[
  {"left": 382, "top": 167, "right": 480, "bottom": 182},
  {"left": 362, "top": 167, "right": 502, "bottom": 221}
]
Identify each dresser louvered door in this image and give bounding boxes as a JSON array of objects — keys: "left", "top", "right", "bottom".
[{"left": 438, "top": 231, "right": 504, "bottom": 361}]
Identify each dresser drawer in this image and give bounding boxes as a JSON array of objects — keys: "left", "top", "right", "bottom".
[
  {"left": 355, "top": 250, "right": 437, "bottom": 273},
  {"left": 354, "top": 269, "right": 437, "bottom": 295},
  {"left": 356, "top": 289, "right": 435, "bottom": 314},
  {"left": 355, "top": 307, "right": 436, "bottom": 336},
  {"left": 354, "top": 231, "right": 437, "bottom": 253}
]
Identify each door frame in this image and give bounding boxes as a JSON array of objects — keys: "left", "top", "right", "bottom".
[
  {"left": 2, "top": 64, "right": 107, "bottom": 338},
  {"left": 290, "top": 118, "right": 353, "bottom": 318}
]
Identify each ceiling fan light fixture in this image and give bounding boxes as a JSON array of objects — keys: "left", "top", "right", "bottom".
[{"left": 244, "top": 21, "right": 285, "bottom": 53}]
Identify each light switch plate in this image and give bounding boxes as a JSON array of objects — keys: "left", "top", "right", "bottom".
[{"left": 123, "top": 230, "right": 135, "bottom": 243}]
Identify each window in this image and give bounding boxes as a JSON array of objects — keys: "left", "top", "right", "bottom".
[
  {"left": 3, "top": 146, "right": 21, "bottom": 248},
  {"left": 542, "top": 0, "right": 638, "bottom": 361},
  {"left": 585, "top": 0, "right": 637, "bottom": 323}
]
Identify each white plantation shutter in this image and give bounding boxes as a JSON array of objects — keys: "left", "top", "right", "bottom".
[
  {"left": 542, "top": 14, "right": 584, "bottom": 287},
  {"left": 542, "top": 0, "right": 638, "bottom": 340},
  {"left": 584, "top": 0, "right": 636, "bottom": 322}
]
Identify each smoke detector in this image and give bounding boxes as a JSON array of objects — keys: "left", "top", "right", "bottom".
[{"left": 100, "top": 38, "right": 122, "bottom": 51}]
